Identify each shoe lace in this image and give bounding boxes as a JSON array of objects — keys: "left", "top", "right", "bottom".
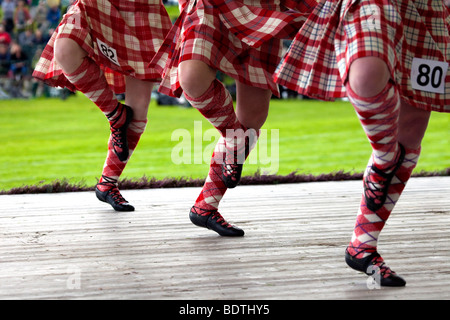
[
  {"left": 107, "top": 104, "right": 127, "bottom": 151},
  {"left": 98, "top": 175, "right": 117, "bottom": 187},
  {"left": 351, "top": 247, "right": 395, "bottom": 279},
  {"left": 364, "top": 146, "right": 406, "bottom": 206},
  {"left": 194, "top": 207, "right": 231, "bottom": 227},
  {"left": 222, "top": 137, "right": 249, "bottom": 179},
  {"left": 223, "top": 163, "right": 241, "bottom": 179},
  {"left": 108, "top": 187, "right": 127, "bottom": 205},
  {"left": 111, "top": 126, "right": 125, "bottom": 151},
  {"left": 369, "top": 256, "right": 395, "bottom": 278},
  {"left": 364, "top": 167, "right": 390, "bottom": 204},
  {"left": 210, "top": 211, "right": 231, "bottom": 227}
]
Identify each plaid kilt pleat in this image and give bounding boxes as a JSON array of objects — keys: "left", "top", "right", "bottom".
[
  {"left": 274, "top": 0, "right": 450, "bottom": 113},
  {"left": 32, "top": 0, "right": 171, "bottom": 94},
  {"left": 150, "top": 0, "right": 316, "bottom": 98}
]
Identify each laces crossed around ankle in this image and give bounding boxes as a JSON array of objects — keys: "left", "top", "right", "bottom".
[
  {"left": 222, "top": 162, "right": 241, "bottom": 179},
  {"left": 221, "top": 136, "right": 249, "bottom": 182},
  {"left": 364, "top": 144, "right": 406, "bottom": 211},
  {"left": 364, "top": 166, "right": 391, "bottom": 206},
  {"left": 98, "top": 175, "right": 118, "bottom": 189},
  {"left": 106, "top": 103, "right": 133, "bottom": 161},
  {"left": 110, "top": 125, "right": 125, "bottom": 152}
]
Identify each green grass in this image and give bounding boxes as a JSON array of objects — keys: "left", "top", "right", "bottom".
[
  {"left": 0, "top": 94, "right": 448, "bottom": 192},
  {"left": 165, "top": 4, "right": 180, "bottom": 20}
]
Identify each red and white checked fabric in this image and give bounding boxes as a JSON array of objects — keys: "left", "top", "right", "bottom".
[
  {"left": 150, "top": 0, "right": 316, "bottom": 98},
  {"left": 209, "top": 0, "right": 317, "bottom": 48},
  {"left": 33, "top": 0, "right": 172, "bottom": 94},
  {"left": 274, "top": 0, "right": 450, "bottom": 113}
]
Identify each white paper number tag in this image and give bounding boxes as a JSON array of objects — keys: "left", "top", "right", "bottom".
[
  {"left": 96, "top": 39, "right": 119, "bottom": 66},
  {"left": 411, "top": 58, "right": 448, "bottom": 94}
]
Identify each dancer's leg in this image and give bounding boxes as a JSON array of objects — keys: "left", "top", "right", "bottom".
[
  {"left": 347, "top": 57, "right": 403, "bottom": 211},
  {"left": 96, "top": 77, "right": 152, "bottom": 211},
  {"left": 345, "top": 57, "right": 431, "bottom": 286},
  {"left": 221, "top": 82, "right": 270, "bottom": 187},
  {"left": 54, "top": 38, "right": 133, "bottom": 161},
  {"left": 189, "top": 81, "right": 271, "bottom": 236}
]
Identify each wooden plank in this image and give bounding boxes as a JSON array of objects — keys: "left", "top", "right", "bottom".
[{"left": 0, "top": 176, "right": 449, "bottom": 300}]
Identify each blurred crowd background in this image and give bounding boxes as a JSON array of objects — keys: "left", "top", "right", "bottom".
[
  {"left": 0, "top": 0, "right": 71, "bottom": 99},
  {"left": 0, "top": 0, "right": 299, "bottom": 102}
]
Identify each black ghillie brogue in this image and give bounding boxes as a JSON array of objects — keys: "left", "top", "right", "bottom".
[{"left": 189, "top": 206, "right": 244, "bottom": 237}]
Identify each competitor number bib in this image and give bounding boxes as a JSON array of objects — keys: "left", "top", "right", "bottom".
[
  {"left": 411, "top": 58, "right": 448, "bottom": 94},
  {"left": 96, "top": 38, "right": 120, "bottom": 66}
]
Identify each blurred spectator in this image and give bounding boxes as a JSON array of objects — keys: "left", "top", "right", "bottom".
[
  {"left": 32, "top": 27, "right": 49, "bottom": 47},
  {"left": 0, "top": 0, "right": 66, "bottom": 99},
  {"left": 47, "top": 0, "right": 61, "bottom": 5},
  {"left": 0, "top": 23, "right": 12, "bottom": 45},
  {"left": 18, "top": 26, "right": 36, "bottom": 47},
  {"left": 8, "top": 41, "right": 30, "bottom": 97},
  {"left": 32, "top": 0, "right": 50, "bottom": 33},
  {"left": 46, "top": 2, "right": 61, "bottom": 30},
  {"left": 29, "top": 0, "right": 42, "bottom": 16},
  {"left": 44, "top": 27, "right": 55, "bottom": 42},
  {"left": 9, "top": 41, "right": 29, "bottom": 78},
  {"left": 0, "top": 43, "right": 11, "bottom": 76},
  {"left": 1, "top": 0, "right": 16, "bottom": 33},
  {"left": 0, "top": 42, "right": 12, "bottom": 98},
  {"left": 14, "top": 0, "right": 33, "bottom": 33}
]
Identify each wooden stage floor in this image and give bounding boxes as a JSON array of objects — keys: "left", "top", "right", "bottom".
[{"left": 1, "top": 176, "right": 449, "bottom": 300}]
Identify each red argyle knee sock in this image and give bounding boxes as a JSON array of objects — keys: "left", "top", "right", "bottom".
[
  {"left": 224, "top": 127, "right": 260, "bottom": 168},
  {"left": 346, "top": 82, "right": 401, "bottom": 171},
  {"left": 193, "top": 137, "right": 228, "bottom": 211},
  {"left": 97, "top": 119, "right": 147, "bottom": 191},
  {"left": 347, "top": 146, "right": 421, "bottom": 258},
  {"left": 193, "top": 134, "right": 259, "bottom": 211},
  {"left": 63, "top": 56, "right": 127, "bottom": 128},
  {"left": 184, "top": 79, "right": 245, "bottom": 136}
]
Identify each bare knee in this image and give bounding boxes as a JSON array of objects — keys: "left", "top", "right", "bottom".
[
  {"left": 348, "top": 57, "right": 391, "bottom": 97},
  {"left": 178, "top": 60, "right": 216, "bottom": 98},
  {"left": 54, "top": 38, "right": 87, "bottom": 73},
  {"left": 236, "top": 83, "right": 271, "bottom": 129},
  {"left": 125, "top": 77, "right": 153, "bottom": 120}
]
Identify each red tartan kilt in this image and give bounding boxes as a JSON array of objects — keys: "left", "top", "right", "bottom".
[
  {"left": 33, "top": 0, "right": 171, "bottom": 94},
  {"left": 152, "top": 0, "right": 289, "bottom": 97},
  {"left": 274, "top": 0, "right": 450, "bottom": 113}
]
